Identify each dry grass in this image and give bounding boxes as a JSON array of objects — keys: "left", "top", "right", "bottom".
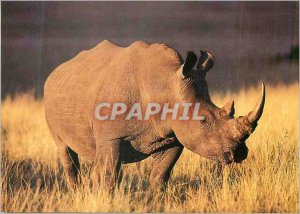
[{"left": 1, "top": 83, "right": 299, "bottom": 212}]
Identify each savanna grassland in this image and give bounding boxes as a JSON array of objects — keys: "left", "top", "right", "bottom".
[{"left": 1, "top": 83, "right": 299, "bottom": 212}]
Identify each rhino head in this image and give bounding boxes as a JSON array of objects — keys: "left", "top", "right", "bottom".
[{"left": 171, "top": 51, "right": 265, "bottom": 164}]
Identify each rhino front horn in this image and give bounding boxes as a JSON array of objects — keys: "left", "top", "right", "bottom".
[{"left": 247, "top": 82, "right": 266, "bottom": 124}]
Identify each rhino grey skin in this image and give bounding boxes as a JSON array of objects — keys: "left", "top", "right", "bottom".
[{"left": 44, "top": 40, "right": 265, "bottom": 189}]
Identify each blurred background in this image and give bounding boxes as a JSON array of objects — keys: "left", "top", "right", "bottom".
[{"left": 2, "top": 1, "right": 299, "bottom": 98}]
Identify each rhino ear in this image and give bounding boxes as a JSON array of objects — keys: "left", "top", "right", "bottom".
[
  {"left": 197, "top": 50, "right": 214, "bottom": 77},
  {"left": 182, "top": 51, "right": 197, "bottom": 77}
]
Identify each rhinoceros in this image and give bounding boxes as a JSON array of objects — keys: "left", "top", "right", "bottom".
[{"left": 44, "top": 40, "right": 265, "bottom": 189}]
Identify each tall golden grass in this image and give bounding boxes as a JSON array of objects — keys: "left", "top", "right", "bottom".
[{"left": 1, "top": 83, "right": 299, "bottom": 212}]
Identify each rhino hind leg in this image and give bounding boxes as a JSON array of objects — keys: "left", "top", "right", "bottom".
[
  {"left": 91, "top": 140, "right": 121, "bottom": 192},
  {"left": 149, "top": 140, "right": 183, "bottom": 190},
  {"left": 58, "top": 145, "right": 81, "bottom": 187}
]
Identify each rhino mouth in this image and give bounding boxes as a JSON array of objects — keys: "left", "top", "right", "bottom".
[{"left": 221, "top": 143, "right": 249, "bottom": 165}]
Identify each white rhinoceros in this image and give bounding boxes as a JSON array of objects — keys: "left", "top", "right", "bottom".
[{"left": 44, "top": 40, "right": 265, "bottom": 189}]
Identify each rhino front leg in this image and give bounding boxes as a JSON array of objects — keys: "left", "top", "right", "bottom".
[
  {"left": 149, "top": 140, "right": 183, "bottom": 189},
  {"left": 91, "top": 140, "right": 121, "bottom": 192}
]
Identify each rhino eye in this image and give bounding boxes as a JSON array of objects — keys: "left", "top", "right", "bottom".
[
  {"left": 205, "top": 123, "right": 211, "bottom": 129},
  {"left": 200, "top": 115, "right": 214, "bottom": 130}
]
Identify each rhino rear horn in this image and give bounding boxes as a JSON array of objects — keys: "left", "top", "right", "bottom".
[
  {"left": 197, "top": 50, "right": 214, "bottom": 76},
  {"left": 182, "top": 51, "right": 197, "bottom": 77},
  {"left": 222, "top": 99, "right": 235, "bottom": 117}
]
